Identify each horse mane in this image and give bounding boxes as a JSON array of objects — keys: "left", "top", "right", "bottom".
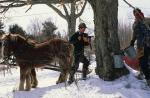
[
  {"left": 8, "top": 34, "right": 69, "bottom": 50},
  {"left": 35, "top": 38, "right": 68, "bottom": 48},
  {"left": 7, "top": 34, "right": 47, "bottom": 47},
  {"left": 10, "top": 34, "right": 36, "bottom": 48}
]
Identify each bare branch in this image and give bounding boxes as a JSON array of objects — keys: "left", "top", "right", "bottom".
[
  {"left": 0, "top": 1, "right": 27, "bottom": 13},
  {"left": 25, "top": 4, "right": 33, "bottom": 13},
  {"left": 62, "top": 4, "right": 69, "bottom": 17},
  {"left": 0, "top": 0, "right": 80, "bottom": 13},
  {"left": 47, "top": 4, "right": 67, "bottom": 20},
  {"left": 0, "top": 0, "right": 79, "bottom": 4},
  {"left": 76, "top": 0, "right": 87, "bottom": 18}
]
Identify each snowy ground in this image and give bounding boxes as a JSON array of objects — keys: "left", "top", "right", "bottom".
[{"left": 0, "top": 61, "right": 150, "bottom": 98}]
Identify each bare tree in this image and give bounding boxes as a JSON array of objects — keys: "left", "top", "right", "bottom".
[
  {"left": 118, "top": 22, "right": 132, "bottom": 49},
  {"left": 27, "top": 18, "right": 59, "bottom": 42},
  {"left": 27, "top": 18, "right": 42, "bottom": 35},
  {"left": 27, "top": 18, "right": 43, "bottom": 41},
  {"left": 47, "top": 0, "right": 87, "bottom": 37}
]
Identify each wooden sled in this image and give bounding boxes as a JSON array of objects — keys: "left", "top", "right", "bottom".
[{"left": 43, "top": 64, "right": 92, "bottom": 74}]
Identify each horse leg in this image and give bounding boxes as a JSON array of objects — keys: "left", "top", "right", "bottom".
[
  {"left": 56, "top": 71, "right": 64, "bottom": 84},
  {"left": 30, "top": 72, "right": 34, "bottom": 87},
  {"left": 61, "top": 69, "right": 69, "bottom": 83},
  {"left": 56, "top": 71, "right": 68, "bottom": 84},
  {"left": 19, "top": 67, "right": 26, "bottom": 91},
  {"left": 25, "top": 72, "right": 31, "bottom": 91},
  {"left": 19, "top": 74, "right": 25, "bottom": 91},
  {"left": 25, "top": 68, "right": 32, "bottom": 91},
  {"left": 62, "top": 56, "right": 74, "bottom": 83},
  {"left": 56, "top": 57, "right": 71, "bottom": 84},
  {"left": 31, "top": 68, "right": 38, "bottom": 88}
]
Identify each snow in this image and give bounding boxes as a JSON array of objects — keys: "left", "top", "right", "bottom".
[{"left": 0, "top": 61, "right": 150, "bottom": 98}]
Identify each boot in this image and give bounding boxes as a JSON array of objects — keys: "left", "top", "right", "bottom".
[
  {"left": 82, "top": 69, "right": 87, "bottom": 80},
  {"left": 68, "top": 76, "right": 74, "bottom": 84}
]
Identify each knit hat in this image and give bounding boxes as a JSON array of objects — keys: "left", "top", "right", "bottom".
[{"left": 78, "top": 23, "right": 87, "bottom": 28}]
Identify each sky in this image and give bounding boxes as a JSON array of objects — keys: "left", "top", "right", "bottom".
[{"left": 0, "top": 0, "right": 150, "bottom": 35}]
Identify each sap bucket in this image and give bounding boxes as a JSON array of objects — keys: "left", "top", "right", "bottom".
[
  {"left": 113, "top": 55, "right": 124, "bottom": 68},
  {"left": 124, "top": 46, "right": 136, "bottom": 58}
]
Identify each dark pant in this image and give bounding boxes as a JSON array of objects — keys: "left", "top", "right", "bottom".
[
  {"left": 69, "top": 54, "right": 89, "bottom": 81},
  {"left": 140, "top": 46, "right": 150, "bottom": 80}
]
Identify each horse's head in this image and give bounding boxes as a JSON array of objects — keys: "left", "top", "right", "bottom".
[{"left": 1, "top": 33, "right": 17, "bottom": 59}]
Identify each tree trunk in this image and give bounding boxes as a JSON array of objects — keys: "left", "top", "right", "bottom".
[
  {"left": 89, "top": 0, "right": 128, "bottom": 80},
  {"left": 67, "top": 2, "right": 76, "bottom": 37},
  {"left": 67, "top": 18, "right": 76, "bottom": 37}
]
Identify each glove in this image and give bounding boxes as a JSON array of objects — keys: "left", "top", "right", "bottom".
[{"left": 130, "top": 40, "right": 135, "bottom": 46}]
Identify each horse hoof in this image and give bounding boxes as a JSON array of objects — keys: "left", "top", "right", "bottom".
[
  {"left": 56, "top": 80, "right": 61, "bottom": 84},
  {"left": 56, "top": 81, "right": 59, "bottom": 84},
  {"left": 25, "top": 88, "right": 31, "bottom": 91},
  {"left": 19, "top": 89, "right": 24, "bottom": 91},
  {"left": 19, "top": 87, "right": 24, "bottom": 91},
  {"left": 32, "top": 85, "right": 37, "bottom": 88}
]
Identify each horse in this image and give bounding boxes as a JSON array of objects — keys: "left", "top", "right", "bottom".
[{"left": 1, "top": 33, "right": 74, "bottom": 91}]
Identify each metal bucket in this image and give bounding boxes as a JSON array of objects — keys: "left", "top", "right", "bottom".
[
  {"left": 124, "top": 46, "right": 136, "bottom": 58},
  {"left": 113, "top": 55, "right": 124, "bottom": 68}
]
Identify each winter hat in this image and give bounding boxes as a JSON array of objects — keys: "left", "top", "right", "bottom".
[{"left": 78, "top": 23, "right": 87, "bottom": 29}]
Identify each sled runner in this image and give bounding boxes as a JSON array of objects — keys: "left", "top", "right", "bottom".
[{"left": 43, "top": 65, "right": 92, "bottom": 74}]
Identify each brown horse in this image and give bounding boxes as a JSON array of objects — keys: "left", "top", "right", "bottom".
[{"left": 1, "top": 33, "right": 74, "bottom": 91}]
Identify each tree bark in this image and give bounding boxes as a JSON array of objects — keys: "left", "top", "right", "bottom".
[
  {"left": 89, "top": 0, "right": 128, "bottom": 80},
  {"left": 67, "top": 2, "right": 76, "bottom": 37}
]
